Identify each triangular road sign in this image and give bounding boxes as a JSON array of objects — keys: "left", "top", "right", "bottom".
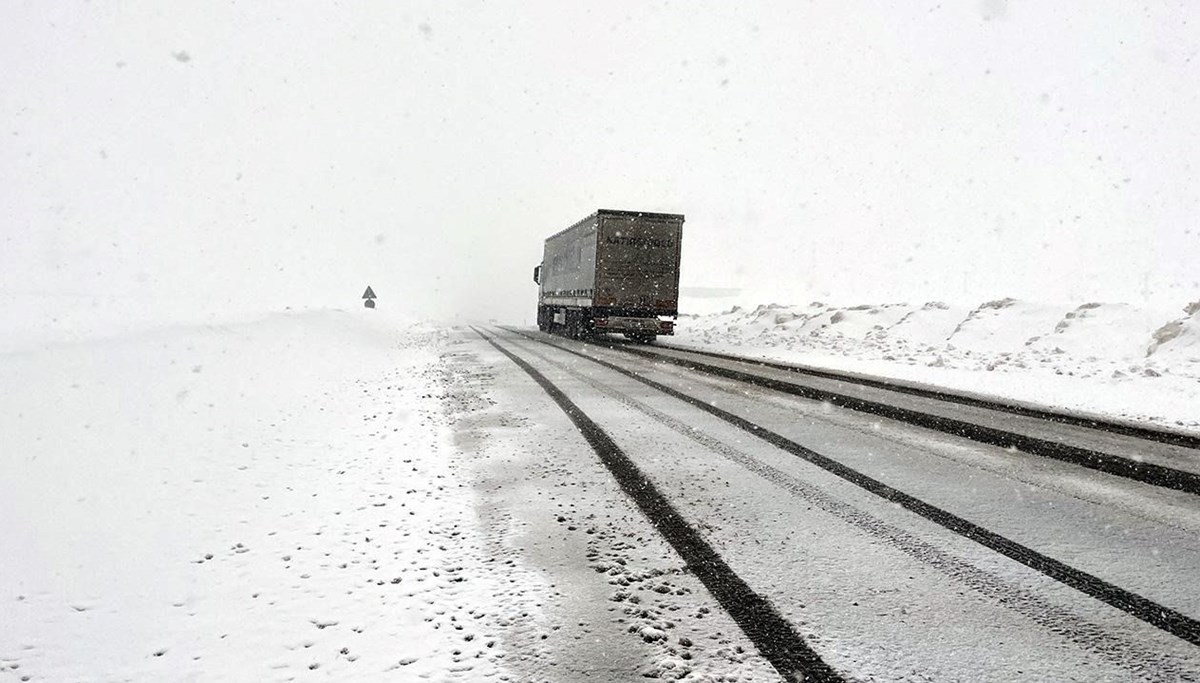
[{"left": 362, "top": 286, "right": 376, "bottom": 299}]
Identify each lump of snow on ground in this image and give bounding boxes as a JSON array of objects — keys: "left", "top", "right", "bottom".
[
  {"left": 1148, "top": 301, "right": 1200, "bottom": 366},
  {"left": 674, "top": 298, "right": 1200, "bottom": 433}
]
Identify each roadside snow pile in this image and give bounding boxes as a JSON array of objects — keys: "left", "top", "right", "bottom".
[
  {"left": 946, "top": 298, "right": 1073, "bottom": 354},
  {"left": 1024, "top": 302, "right": 1166, "bottom": 360},
  {"left": 674, "top": 299, "right": 1200, "bottom": 432},
  {"left": 1147, "top": 301, "right": 1200, "bottom": 366},
  {"left": 886, "top": 301, "right": 972, "bottom": 348}
]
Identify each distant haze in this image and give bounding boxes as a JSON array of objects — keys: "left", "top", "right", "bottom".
[{"left": 2, "top": 1, "right": 1197, "bottom": 331}]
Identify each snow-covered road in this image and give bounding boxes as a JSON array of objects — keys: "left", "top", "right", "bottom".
[
  {"left": 3, "top": 313, "right": 1198, "bottom": 681},
  {"left": 483, "top": 327, "right": 1200, "bottom": 681}
]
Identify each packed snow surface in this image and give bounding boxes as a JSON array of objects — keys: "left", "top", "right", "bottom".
[
  {"left": 673, "top": 298, "right": 1200, "bottom": 433},
  {"left": 2, "top": 311, "right": 494, "bottom": 680},
  {"left": 0, "top": 309, "right": 775, "bottom": 681}
]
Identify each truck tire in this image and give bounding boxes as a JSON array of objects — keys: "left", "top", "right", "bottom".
[{"left": 566, "top": 309, "right": 581, "bottom": 339}]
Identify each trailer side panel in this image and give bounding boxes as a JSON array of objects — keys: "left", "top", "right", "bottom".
[{"left": 540, "top": 214, "right": 599, "bottom": 308}]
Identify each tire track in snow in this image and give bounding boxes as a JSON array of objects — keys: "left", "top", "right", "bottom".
[
  {"left": 501, "top": 332, "right": 1195, "bottom": 681},
  {"left": 504, "top": 327, "right": 1200, "bottom": 652},
  {"left": 473, "top": 327, "right": 843, "bottom": 683},
  {"left": 599, "top": 340, "right": 1200, "bottom": 495},
  {"left": 641, "top": 341, "right": 1200, "bottom": 450}
]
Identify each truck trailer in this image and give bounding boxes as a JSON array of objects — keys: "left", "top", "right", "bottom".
[{"left": 533, "top": 209, "right": 684, "bottom": 343}]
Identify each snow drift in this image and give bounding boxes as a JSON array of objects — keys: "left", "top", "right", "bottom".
[{"left": 674, "top": 299, "right": 1200, "bottom": 432}]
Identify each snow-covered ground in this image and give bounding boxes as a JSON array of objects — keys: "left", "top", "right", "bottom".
[
  {"left": 1, "top": 310, "right": 506, "bottom": 680},
  {"left": 0, "top": 310, "right": 773, "bottom": 681},
  {"left": 4, "top": 304, "right": 1199, "bottom": 681},
  {"left": 5, "top": 296, "right": 1192, "bottom": 680},
  {"left": 673, "top": 298, "right": 1200, "bottom": 434}
]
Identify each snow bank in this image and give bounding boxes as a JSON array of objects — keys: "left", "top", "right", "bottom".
[
  {"left": 946, "top": 298, "right": 1073, "bottom": 354},
  {"left": 885, "top": 301, "right": 973, "bottom": 348},
  {"left": 675, "top": 299, "right": 1200, "bottom": 432},
  {"left": 1147, "top": 301, "right": 1200, "bottom": 367}
]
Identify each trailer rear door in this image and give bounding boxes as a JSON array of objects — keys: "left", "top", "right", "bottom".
[{"left": 594, "top": 213, "right": 683, "bottom": 314}]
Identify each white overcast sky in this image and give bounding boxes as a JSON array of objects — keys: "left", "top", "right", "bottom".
[{"left": 1, "top": 0, "right": 1197, "bottom": 327}]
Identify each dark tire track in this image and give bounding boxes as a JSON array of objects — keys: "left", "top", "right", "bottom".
[
  {"left": 472, "top": 327, "right": 844, "bottom": 683},
  {"left": 598, "top": 339, "right": 1200, "bottom": 496},
  {"left": 503, "top": 333, "right": 1195, "bottom": 681},
  {"left": 647, "top": 341, "right": 1200, "bottom": 450},
  {"left": 503, "top": 327, "right": 1200, "bottom": 650}
]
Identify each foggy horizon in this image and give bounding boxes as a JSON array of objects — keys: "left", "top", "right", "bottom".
[{"left": 3, "top": 1, "right": 1198, "bottom": 333}]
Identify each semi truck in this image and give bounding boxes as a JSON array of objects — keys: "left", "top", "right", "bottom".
[{"left": 533, "top": 209, "right": 684, "bottom": 343}]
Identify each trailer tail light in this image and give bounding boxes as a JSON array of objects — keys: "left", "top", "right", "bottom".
[
  {"left": 659, "top": 320, "right": 674, "bottom": 333},
  {"left": 594, "top": 317, "right": 608, "bottom": 327}
]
